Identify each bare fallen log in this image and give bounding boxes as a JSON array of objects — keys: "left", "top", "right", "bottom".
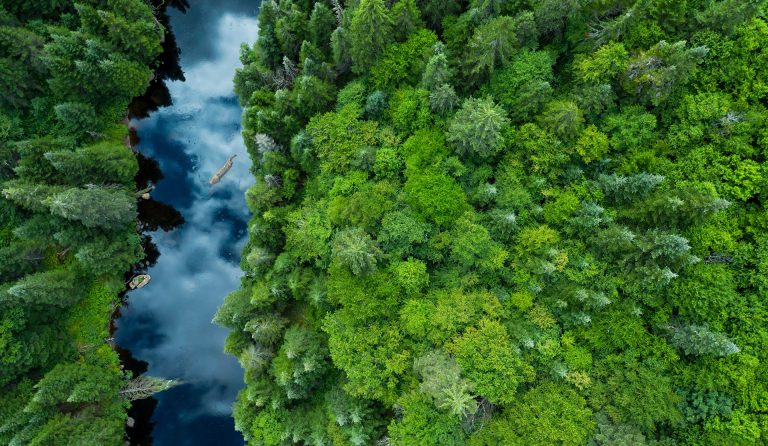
[{"left": 209, "top": 155, "right": 237, "bottom": 185}]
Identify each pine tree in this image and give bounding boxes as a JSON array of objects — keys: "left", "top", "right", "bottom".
[
  {"left": 330, "top": 26, "right": 353, "bottom": 74},
  {"left": 421, "top": 46, "right": 453, "bottom": 91},
  {"left": 75, "top": 232, "right": 143, "bottom": 275},
  {"left": 308, "top": 3, "right": 336, "bottom": 53},
  {"left": 44, "top": 186, "right": 136, "bottom": 230},
  {"left": 350, "top": 0, "right": 393, "bottom": 74},
  {"left": 270, "top": 326, "right": 329, "bottom": 400},
  {"left": 447, "top": 97, "right": 509, "bottom": 158},
  {"left": 1, "top": 180, "right": 64, "bottom": 213},
  {"left": 599, "top": 173, "right": 666, "bottom": 204},
  {"left": 245, "top": 314, "right": 288, "bottom": 345},
  {"left": 45, "top": 141, "right": 138, "bottom": 186},
  {"left": 391, "top": 0, "right": 423, "bottom": 41},
  {"left": 120, "top": 376, "right": 180, "bottom": 401},
  {"left": 413, "top": 350, "right": 477, "bottom": 417},
  {"left": 664, "top": 322, "right": 740, "bottom": 357},
  {"left": 332, "top": 227, "right": 382, "bottom": 275},
  {"left": 538, "top": 100, "right": 584, "bottom": 140},
  {"left": 429, "top": 84, "right": 459, "bottom": 115},
  {"left": 5, "top": 268, "right": 82, "bottom": 307},
  {"left": 625, "top": 40, "right": 709, "bottom": 106}
]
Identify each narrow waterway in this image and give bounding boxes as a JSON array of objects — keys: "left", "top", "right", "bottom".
[{"left": 116, "top": 1, "right": 260, "bottom": 444}]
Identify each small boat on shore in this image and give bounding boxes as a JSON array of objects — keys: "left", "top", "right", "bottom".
[{"left": 128, "top": 274, "right": 151, "bottom": 289}]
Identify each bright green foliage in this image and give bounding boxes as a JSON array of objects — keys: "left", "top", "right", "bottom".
[
  {"left": 404, "top": 169, "right": 468, "bottom": 227},
  {"left": 285, "top": 205, "right": 332, "bottom": 265},
  {"left": 378, "top": 210, "right": 431, "bottom": 258},
  {"left": 306, "top": 105, "right": 378, "bottom": 173},
  {"left": 223, "top": 1, "right": 768, "bottom": 444},
  {"left": 575, "top": 125, "right": 609, "bottom": 163},
  {"left": 370, "top": 29, "right": 437, "bottom": 90},
  {"left": 574, "top": 42, "right": 630, "bottom": 84},
  {"left": 325, "top": 315, "right": 410, "bottom": 402},
  {"left": 471, "top": 382, "right": 595, "bottom": 445},
  {"left": 447, "top": 318, "right": 533, "bottom": 405},
  {"left": 393, "top": 258, "right": 429, "bottom": 294},
  {"left": 388, "top": 87, "right": 432, "bottom": 135},
  {"left": 485, "top": 50, "right": 554, "bottom": 122},
  {"left": 450, "top": 213, "right": 508, "bottom": 272},
  {"left": 388, "top": 391, "right": 466, "bottom": 446}
]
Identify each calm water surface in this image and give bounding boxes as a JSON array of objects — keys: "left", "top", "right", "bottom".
[{"left": 116, "top": 1, "right": 260, "bottom": 444}]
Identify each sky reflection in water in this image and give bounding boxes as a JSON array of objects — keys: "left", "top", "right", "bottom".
[{"left": 116, "top": 2, "right": 260, "bottom": 444}]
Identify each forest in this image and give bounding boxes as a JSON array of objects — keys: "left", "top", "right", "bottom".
[
  {"left": 3, "top": 0, "right": 768, "bottom": 445},
  {"left": 217, "top": 0, "right": 768, "bottom": 444},
  {"left": 0, "top": 0, "right": 174, "bottom": 444}
]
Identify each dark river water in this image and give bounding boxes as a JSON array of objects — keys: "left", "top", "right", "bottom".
[{"left": 116, "top": 1, "right": 260, "bottom": 444}]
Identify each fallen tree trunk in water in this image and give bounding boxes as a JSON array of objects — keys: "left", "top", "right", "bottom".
[{"left": 209, "top": 155, "right": 237, "bottom": 185}]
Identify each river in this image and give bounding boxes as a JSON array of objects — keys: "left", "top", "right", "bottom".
[{"left": 115, "top": 1, "right": 260, "bottom": 444}]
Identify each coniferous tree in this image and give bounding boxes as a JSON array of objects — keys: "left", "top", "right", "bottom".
[
  {"left": 45, "top": 186, "right": 136, "bottom": 230},
  {"left": 447, "top": 97, "right": 509, "bottom": 158},
  {"left": 350, "top": 0, "right": 393, "bottom": 74},
  {"left": 4, "top": 268, "right": 82, "bottom": 307},
  {"left": 391, "top": 0, "right": 423, "bottom": 42},
  {"left": 332, "top": 227, "right": 382, "bottom": 275},
  {"left": 664, "top": 323, "right": 740, "bottom": 357},
  {"left": 308, "top": 2, "right": 336, "bottom": 53}
]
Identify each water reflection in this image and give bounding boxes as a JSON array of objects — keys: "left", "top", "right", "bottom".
[{"left": 117, "top": 1, "right": 259, "bottom": 444}]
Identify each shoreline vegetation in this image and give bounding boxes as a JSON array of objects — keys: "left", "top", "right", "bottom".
[
  {"left": 219, "top": 0, "right": 768, "bottom": 445},
  {"left": 0, "top": 1, "right": 174, "bottom": 444}
]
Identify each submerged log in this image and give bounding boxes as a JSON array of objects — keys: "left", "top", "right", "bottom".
[{"left": 209, "top": 155, "right": 237, "bottom": 185}]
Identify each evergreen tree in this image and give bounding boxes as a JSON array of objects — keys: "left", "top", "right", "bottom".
[
  {"left": 308, "top": 2, "right": 336, "bottom": 53},
  {"left": 391, "top": 0, "right": 423, "bottom": 42},
  {"left": 332, "top": 227, "right": 382, "bottom": 275},
  {"left": 665, "top": 323, "right": 740, "bottom": 357},
  {"left": 429, "top": 84, "right": 459, "bottom": 115},
  {"left": 45, "top": 141, "right": 138, "bottom": 186},
  {"left": 350, "top": 0, "right": 393, "bottom": 74},
  {"left": 421, "top": 46, "right": 453, "bottom": 91},
  {"left": 447, "top": 97, "right": 509, "bottom": 158},
  {"left": 44, "top": 186, "right": 136, "bottom": 230},
  {"left": 330, "top": 26, "right": 353, "bottom": 74},
  {"left": 4, "top": 268, "right": 82, "bottom": 307}
]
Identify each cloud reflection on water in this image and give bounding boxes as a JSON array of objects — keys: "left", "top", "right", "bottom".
[{"left": 117, "top": 9, "right": 259, "bottom": 445}]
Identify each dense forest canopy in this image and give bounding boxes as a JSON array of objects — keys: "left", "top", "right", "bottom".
[
  {"left": 219, "top": 0, "right": 768, "bottom": 444},
  {"left": 0, "top": 1, "right": 174, "bottom": 444}
]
